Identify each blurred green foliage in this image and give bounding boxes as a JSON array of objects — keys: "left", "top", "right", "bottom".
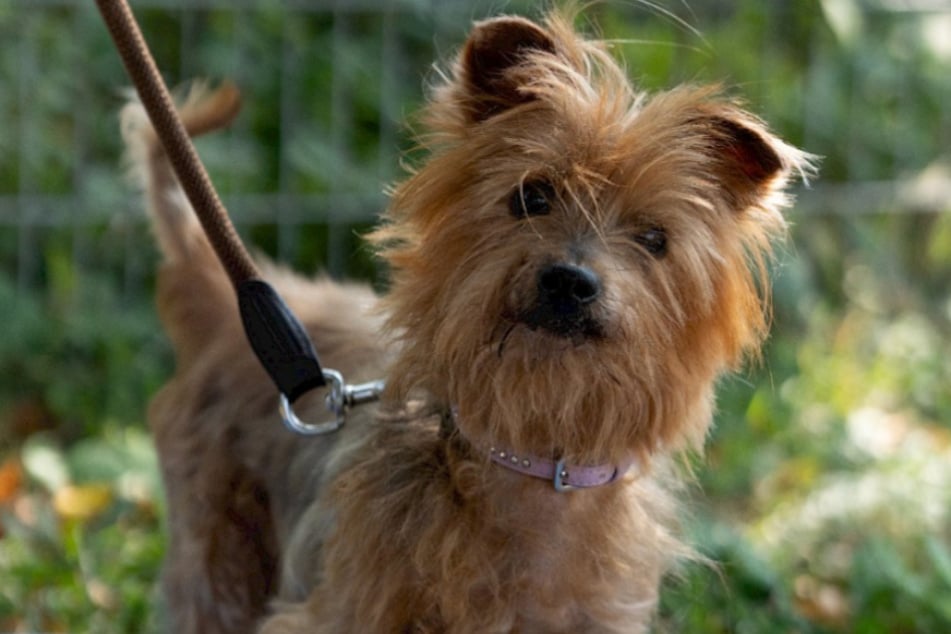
[{"left": 1, "top": 1, "right": 950, "bottom": 632}]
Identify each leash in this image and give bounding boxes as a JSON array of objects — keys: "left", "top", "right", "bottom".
[{"left": 95, "top": 0, "right": 383, "bottom": 434}]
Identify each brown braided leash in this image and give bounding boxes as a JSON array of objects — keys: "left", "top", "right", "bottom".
[
  {"left": 93, "top": 0, "right": 381, "bottom": 428},
  {"left": 95, "top": 0, "right": 258, "bottom": 287}
]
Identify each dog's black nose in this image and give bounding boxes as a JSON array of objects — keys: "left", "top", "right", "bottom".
[
  {"left": 537, "top": 264, "right": 601, "bottom": 306},
  {"left": 519, "top": 264, "right": 603, "bottom": 338}
]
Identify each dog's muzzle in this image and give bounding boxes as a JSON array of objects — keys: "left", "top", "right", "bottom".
[{"left": 519, "top": 263, "right": 604, "bottom": 338}]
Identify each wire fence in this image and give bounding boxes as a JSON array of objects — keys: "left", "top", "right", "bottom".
[{"left": 3, "top": 0, "right": 950, "bottom": 298}]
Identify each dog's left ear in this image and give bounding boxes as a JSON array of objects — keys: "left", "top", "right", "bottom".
[
  {"left": 459, "top": 16, "right": 557, "bottom": 122},
  {"left": 695, "top": 112, "right": 794, "bottom": 209}
]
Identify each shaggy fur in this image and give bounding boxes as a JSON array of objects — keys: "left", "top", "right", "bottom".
[{"left": 123, "top": 10, "right": 810, "bottom": 633}]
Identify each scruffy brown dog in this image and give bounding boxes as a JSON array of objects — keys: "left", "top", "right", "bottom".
[{"left": 123, "top": 9, "right": 809, "bottom": 633}]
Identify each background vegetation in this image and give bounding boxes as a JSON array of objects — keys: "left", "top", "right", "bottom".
[{"left": 2, "top": 0, "right": 950, "bottom": 632}]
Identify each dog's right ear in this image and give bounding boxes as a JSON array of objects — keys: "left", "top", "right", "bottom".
[{"left": 460, "top": 16, "right": 557, "bottom": 123}]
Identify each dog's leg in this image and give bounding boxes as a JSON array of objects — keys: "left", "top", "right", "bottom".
[{"left": 152, "top": 401, "right": 279, "bottom": 632}]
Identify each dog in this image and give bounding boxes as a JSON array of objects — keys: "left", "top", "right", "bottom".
[{"left": 122, "top": 9, "right": 810, "bottom": 633}]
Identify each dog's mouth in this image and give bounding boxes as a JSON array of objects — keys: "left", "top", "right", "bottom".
[{"left": 515, "top": 305, "right": 605, "bottom": 340}]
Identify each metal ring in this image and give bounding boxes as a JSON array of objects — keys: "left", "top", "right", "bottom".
[{"left": 278, "top": 369, "right": 346, "bottom": 436}]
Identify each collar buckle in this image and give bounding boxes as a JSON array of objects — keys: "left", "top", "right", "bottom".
[{"left": 552, "top": 458, "right": 575, "bottom": 492}]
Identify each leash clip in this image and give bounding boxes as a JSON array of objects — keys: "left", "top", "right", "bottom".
[{"left": 280, "top": 369, "right": 385, "bottom": 436}]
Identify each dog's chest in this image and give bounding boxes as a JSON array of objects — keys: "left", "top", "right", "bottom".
[{"left": 451, "top": 485, "right": 636, "bottom": 632}]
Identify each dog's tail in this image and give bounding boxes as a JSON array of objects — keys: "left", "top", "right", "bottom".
[
  {"left": 121, "top": 82, "right": 243, "bottom": 362},
  {"left": 121, "top": 80, "right": 241, "bottom": 263}
]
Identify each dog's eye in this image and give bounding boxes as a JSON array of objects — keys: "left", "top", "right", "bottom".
[
  {"left": 510, "top": 180, "right": 554, "bottom": 218},
  {"left": 635, "top": 227, "right": 668, "bottom": 257}
]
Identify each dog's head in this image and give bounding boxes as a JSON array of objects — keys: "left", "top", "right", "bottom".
[{"left": 374, "top": 11, "right": 812, "bottom": 465}]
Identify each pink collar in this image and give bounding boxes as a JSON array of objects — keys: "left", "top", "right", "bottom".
[
  {"left": 451, "top": 408, "right": 635, "bottom": 492},
  {"left": 487, "top": 445, "right": 635, "bottom": 492}
]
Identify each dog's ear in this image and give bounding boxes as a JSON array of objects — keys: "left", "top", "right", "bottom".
[
  {"left": 693, "top": 111, "right": 804, "bottom": 210},
  {"left": 460, "top": 16, "right": 557, "bottom": 122}
]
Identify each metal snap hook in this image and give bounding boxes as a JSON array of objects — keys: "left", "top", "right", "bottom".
[{"left": 279, "top": 369, "right": 385, "bottom": 436}]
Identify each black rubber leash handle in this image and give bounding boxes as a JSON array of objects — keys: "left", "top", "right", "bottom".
[
  {"left": 238, "top": 281, "right": 327, "bottom": 402},
  {"left": 95, "top": 0, "right": 326, "bottom": 399}
]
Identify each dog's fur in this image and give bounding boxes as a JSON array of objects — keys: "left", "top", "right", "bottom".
[{"left": 123, "top": 10, "right": 810, "bottom": 633}]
